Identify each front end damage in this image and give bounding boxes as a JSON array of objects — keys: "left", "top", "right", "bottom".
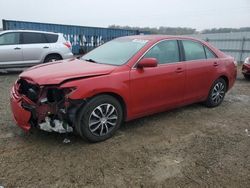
[{"left": 10, "top": 78, "right": 82, "bottom": 133}]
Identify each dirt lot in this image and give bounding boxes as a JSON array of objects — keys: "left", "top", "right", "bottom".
[{"left": 0, "top": 68, "right": 249, "bottom": 188}]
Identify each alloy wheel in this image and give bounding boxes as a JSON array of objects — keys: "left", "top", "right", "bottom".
[
  {"left": 211, "top": 82, "right": 225, "bottom": 104},
  {"left": 88, "top": 103, "right": 118, "bottom": 136}
]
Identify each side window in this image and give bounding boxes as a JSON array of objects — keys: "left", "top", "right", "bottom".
[
  {"left": 22, "top": 32, "right": 47, "bottom": 44},
  {"left": 45, "top": 34, "right": 58, "bottom": 43},
  {"left": 204, "top": 46, "right": 216, "bottom": 59},
  {"left": 144, "top": 40, "right": 180, "bottom": 64},
  {"left": 0, "top": 33, "right": 20, "bottom": 45},
  {"left": 182, "top": 40, "right": 206, "bottom": 61}
]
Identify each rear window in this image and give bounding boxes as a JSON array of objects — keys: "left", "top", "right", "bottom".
[
  {"left": 45, "top": 34, "right": 58, "bottom": 43},
  {"left": 22, "top": 32, "right": 47, "bottom": 44}
]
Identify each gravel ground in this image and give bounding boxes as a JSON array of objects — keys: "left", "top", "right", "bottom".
[{"left": 0, "top": 68, "right": 249, "bottom": 187}]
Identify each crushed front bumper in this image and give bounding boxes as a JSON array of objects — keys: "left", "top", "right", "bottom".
[
  {"left": 10, "top": 87, "right": 32, "bottom": 131},
  {"left": 10, "top": 83, "right": 81, "bottom": 133}
]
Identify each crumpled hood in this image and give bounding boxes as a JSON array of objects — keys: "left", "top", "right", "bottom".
[{"left": 20, "top": 59, "right": 116, "bottom": 85}]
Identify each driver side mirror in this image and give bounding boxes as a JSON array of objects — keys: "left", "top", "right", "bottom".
[{"left": 137, "top": 58, "right": 158, "bottom": 68}]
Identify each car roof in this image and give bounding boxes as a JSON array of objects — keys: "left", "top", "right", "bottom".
[
  {"left": 0, "top": 30, "right": 60, "bottom": 35},
  {"left": 119, "top": 34, "right": 204, "bottom": 43}
]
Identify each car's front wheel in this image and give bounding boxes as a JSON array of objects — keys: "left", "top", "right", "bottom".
[
  {"left": 76, "top": 95, "right": 123, "bottom": 142},
  {"left": 205, "top": 78, "right": 227, "bottom": 107}
]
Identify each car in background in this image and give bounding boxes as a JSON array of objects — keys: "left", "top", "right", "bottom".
[
  {"left": 10, "top": 35, "right": 237, "bottom": 142},
  {"left": 242, "top": 57, "right": 250, "bottom": 80},
  {"left": 0, "top": 30, "right": 73, "bottom": 69}
]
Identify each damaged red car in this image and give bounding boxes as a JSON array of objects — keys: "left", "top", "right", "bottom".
[{"left": 10, "top": 35, "right": 237, "bottom": 142}]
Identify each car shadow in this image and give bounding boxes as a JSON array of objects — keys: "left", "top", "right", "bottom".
[{"left": 17, "top": 103, "right": 204, "bottom": 145}]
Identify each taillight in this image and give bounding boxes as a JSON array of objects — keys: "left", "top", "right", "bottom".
[{"left": 63, "top": 41, "right": 71, "bottom": 49}]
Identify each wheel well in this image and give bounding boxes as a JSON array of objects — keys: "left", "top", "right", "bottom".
[
  {"left": 219, "top": 75, "right": 229, "bottom": 91},
  {"left": 94, "top": 92, "right": 127, "bottom": 120},
  {"left": 44, "top": 53, "right": 62, "bottom": 62}
]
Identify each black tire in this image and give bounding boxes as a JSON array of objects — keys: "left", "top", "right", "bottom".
[
  {"left": 243, "top": 74, "right": 250, "bottom": 80},
  {"left": 75, "top": 95, "right": 123, "bottom": 142},
  {"left": 205, "top": 78, "right": 227, "bottom": 108},
  {"left": 44, "top": 54, "right": 62, "bottom": 63}
]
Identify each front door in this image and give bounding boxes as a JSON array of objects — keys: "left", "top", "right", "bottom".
[
  {"left": 129, "top": 40, "right": 186, "bottom": 116},
  {"left": 0, "top": 32, "right": 23, "bottom": 67}
]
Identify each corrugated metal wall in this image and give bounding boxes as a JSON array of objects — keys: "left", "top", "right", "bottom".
[
  {"left": 190, "top": 32, "right": 250, "bottom": 62},
  {"left": 2, "top": 20, "right": 139, "bottom": 54}
]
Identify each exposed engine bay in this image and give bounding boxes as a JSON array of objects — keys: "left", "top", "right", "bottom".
[{"left": 16, "top": 78, "right": 80, "bottom": 133}]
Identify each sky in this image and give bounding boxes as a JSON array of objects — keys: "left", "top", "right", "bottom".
[{"left": 0, "top": 0, "right": 249, "bottom": 31}]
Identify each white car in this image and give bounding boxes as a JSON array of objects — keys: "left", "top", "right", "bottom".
[{"left": 0, "top": 30, "right": 73, "bottom": 69}]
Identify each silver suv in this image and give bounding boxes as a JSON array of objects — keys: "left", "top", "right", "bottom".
[{"left": 0, "top": 30, "right": 73, "bottom": 69}]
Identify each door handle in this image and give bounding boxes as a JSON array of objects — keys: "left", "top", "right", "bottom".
[
  {"left": 175, "top": 67, "right": 184, "bottom": 73},
  {"left": 43, "top": 46, "right": 49, "bottom": 49},
  {"left": 213, "top": 62, "right": 219, "bottom": 67},
  {"left": 14, "top": 47, "right": 21, "bottom": 50}
]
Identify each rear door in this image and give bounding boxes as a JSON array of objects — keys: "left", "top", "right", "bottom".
[
  {"left": 20, "top": 32, "right": 51, "bottom": 64},
  {"left": 181, "top": 40, "right": 218, "bottom": 103},
  {"left": 130, "top": 40, "right": 186, "bottom": 116},
  {"left": 0, "top": 32, "right": 23, "bottom": 67}
]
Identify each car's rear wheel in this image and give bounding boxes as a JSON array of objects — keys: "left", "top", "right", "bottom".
[
  {"left": 243, "top": 74, "right": 250, "bottom": 80},
  {"left": 75, "top": 95, "right": 123, "bottom": 142},
  {"left": 44, "top": 54, "right": 62, "bottom": 63},
  {"left": 205, "top": 78, "right": 227, "bottom": 107}
]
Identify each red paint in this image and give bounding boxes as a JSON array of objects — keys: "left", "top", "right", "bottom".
[
  {"left": 21, "top": 59, "right": 116, "bottom": 85},
  {"left": 137, "top": 58, "right": 158, "bottom": 68},
  {"left": 10, "top": 88, "right": 31, "bottom": 131},
  {"left": 10, "top": 35, "right": 237, "bottom": 131}
]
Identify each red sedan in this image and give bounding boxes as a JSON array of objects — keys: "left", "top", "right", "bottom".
[
  {"left": 242, "top": 57, "right": 250, "bottom": 80},
  {"left": 10, "top": 35, "right": 237, "bottom": 142}
]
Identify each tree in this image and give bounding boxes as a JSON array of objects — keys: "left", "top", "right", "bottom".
[
  {"left": 109, "top": 25, "right": 250, "bottom": 35},
  {"left": 108, "top": 25, "right": 197, "bottom": 35}
]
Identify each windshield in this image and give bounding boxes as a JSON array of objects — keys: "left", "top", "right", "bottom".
[{"left": 81, "top": 38, "right": 148, "bottom": 65}]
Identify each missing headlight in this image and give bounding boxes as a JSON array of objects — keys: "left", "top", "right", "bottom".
[
  {"left": 47, "top": 88, "right": 64, "bottom": 103},
  {"left": 18, "top": 79, "right": 40, "bottom": 102}
]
